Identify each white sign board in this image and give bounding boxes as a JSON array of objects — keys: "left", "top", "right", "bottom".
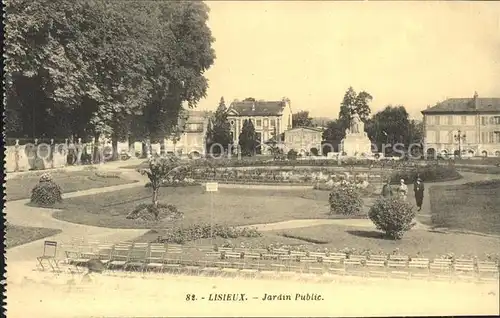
[{"left": 205, "top": 182, "right": 219, "bottom": 192}]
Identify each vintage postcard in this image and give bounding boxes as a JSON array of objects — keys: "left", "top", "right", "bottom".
[{"left": 3, "top": 0, "right": 500, "bottom": 317}]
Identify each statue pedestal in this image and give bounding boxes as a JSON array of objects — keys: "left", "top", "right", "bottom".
[{"left": 341, "top": 133, "right": 372, "bottom": 157}]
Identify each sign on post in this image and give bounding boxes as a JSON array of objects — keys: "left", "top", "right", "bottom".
[{"left": 205, "top": 182, "right": 219, "bottom": 192}]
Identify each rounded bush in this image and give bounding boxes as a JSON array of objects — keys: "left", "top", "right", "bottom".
[
  {"left": 328, "top": 182, "right": 363, "bottom": 216},
  {"left": 368, "top": 197, "right": 416, "bottom": 240},
  {"left": 30, "top": 180, "right": 63, "bottom": 206}
]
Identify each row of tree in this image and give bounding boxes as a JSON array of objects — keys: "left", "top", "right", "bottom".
[{"left": 5, "top": 0, "right": 216, "bottom": 158}]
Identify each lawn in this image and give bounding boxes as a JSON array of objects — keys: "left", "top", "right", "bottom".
[
  {"left": 272, "top": 224, "right": 500, "bottom": 258},
  {"left": 51, "top": 186, "right": 376, "bottom": 229},
  {"left": 5, "top": 225, "right": 62, "bottom": 249},
  {"left": 456, "top": 165, "right": 500, "bottom": 174},
  {"left": 428, "top": 180, "right": 500, "bottom": 235},
  {"left": 6, "top": 170, "right": 138, "bottom": 201},
  {"left": 133, "top": 223, "right": 500, "bottom": 260}
]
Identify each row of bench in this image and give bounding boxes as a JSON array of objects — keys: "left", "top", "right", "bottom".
[{"left": 46, "top": 241, "right": 499, "bottom": 281}]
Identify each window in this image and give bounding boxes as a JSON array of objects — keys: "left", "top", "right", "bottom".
[
  {"left": 426, "top": 131, "right": 436, "bottom": 143},
  {"left": 264, "top": 118, "right": 268, "bottom": 127},
  {"left": 435, "top": 131, "right": 440, "bottom": 143},
  {"left": 435, "top": 116, "right": 441, "bottom": 125},
  {"left": 270, "top": 119, "right": 276, "bottom": 127},
  {"left": 447, "top": 116, "right": 453, "bottom": 125},
  {"left": 461, "top": 116, "right": 467, "bottom": 125},
  {"left": 496, "top": 132, "right": 500, "bottom": 143},
  {"left": 481, "top": 117, "right": 487, "bottom": 126},
  {"left": 256, "top": 119, "right": 262, "bottom": 127},
  {"left": 489, "top": 132, "right": 495, "bottom": 143},
  {"left": 495, "top": 117, "right": 500, "bottom": 125},
  {"left": 426, "top": 116, "right": 433, "bottom": 125},
  {"left": 448, "top": 131, "right": 453, "bottom": 143}
]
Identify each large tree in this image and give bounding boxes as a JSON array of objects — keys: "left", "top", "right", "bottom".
[
  {"left": 5, "top": 0, "right": 216, "bottom": 160},
  {"left": 366, "top": 105, "right": 412, "bottom": 155},
  {"left": 292, "top": 110, "right": 313, "bottom": 128},
  {"left": 322, "top": 119, "right": 343, "bottom": 154},
  {"left": 238, "top": 119, "right": 257, "bottom": 156},
  {"left": 206, "top": 97, "right": 232, "bottom": 154}
]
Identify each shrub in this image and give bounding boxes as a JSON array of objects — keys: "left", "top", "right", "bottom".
[
  {"left": 287, "top": 149, "right": 298, "bottom": 161},
  {"left": 310, "top": 148, "right": 319, "bottom": 156},
  {"left": 126, "top": 203, "right": 183, "bottom": 221},
  {"left": 368, "top": 197, "right": 416, "bottom": 240},
  {"left": 30, "top": 177, "right": 63, "bottom": 206},
  {"left": 94, "top": 171, "right": 121, "bottom": 178},
  {"left": 328, "top": 182, "right": 363, "bottom": 216},
  {"left": 155, "top": 224, "right": 261, "bottom": 244}
]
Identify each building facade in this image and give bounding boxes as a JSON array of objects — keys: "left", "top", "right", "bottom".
[
  {"left": 163, "top": 110, "right": 211, "bottom": 157},
  {"left": 284, "top": 127, "right": 323, "bottom": 155},
  {"left": 227, "top": 98, "right": 292, "bottom": 154},
  {"left": 421, "top": 93, "right": 500, "bottom": 157}
]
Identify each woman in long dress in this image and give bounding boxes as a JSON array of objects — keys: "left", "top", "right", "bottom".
[{"left": 398, "top": 179, "right": 408, "bottom": 200}]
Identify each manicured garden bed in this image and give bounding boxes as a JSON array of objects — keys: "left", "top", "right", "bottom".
[
  {"left": 6, "top": 170, "right": 138, "bottom": 201},
  {"left": 50, "top": 186, "right": 375, "bottom": 229},
  {"left": 5, "top": 224, "right": 62, "bottom": 248},
  {"left": 428, "top": 180, "right": 500, "bottom": 236}
]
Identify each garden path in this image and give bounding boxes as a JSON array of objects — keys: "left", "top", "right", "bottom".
[{"left": 7, "top": 168, "right": 497, "bottom": 265}]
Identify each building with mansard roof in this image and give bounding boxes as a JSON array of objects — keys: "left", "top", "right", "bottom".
[
  {"left": 227, "top": 98, "right": 292, "bottom": 154},
  {"left": 421, "top": 92, "right": 500, "bottom": 157}
]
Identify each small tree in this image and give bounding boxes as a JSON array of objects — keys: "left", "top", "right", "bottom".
[
  {"left": 238, "top": 119, "right": 257, "bottom": 156},
  {"left": 139, "top": 156, "right": 189, "bottom": 219},
  {"left": 368, "top": 197, "right": 416, "bottom": 239}
]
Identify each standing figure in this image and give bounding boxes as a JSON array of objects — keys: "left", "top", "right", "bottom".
[
  {"left": 398, "top": 179, "right": 408, "bottom": 200},
  {"left": 414, "top": 177, "right": 425, "bottom": 211},
  {"left": 381, "top": 178, "right": 393, "bottom": 197}
]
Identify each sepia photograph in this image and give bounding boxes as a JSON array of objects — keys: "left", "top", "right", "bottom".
[{"left": 3, "top": 0, "right": 500, "bottom": 317}]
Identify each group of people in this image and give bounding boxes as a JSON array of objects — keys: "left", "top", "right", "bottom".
[{"left": 381, "top": 175, "right": 425, "bottom": 211}]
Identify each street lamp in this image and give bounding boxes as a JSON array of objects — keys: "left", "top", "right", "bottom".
[{"left": 454, "top": 130, "right": 466, "bottom": 159}]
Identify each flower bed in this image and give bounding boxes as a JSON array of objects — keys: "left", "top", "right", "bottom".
[
  {"left": 187, "top": 167, "right": 389, "bottom": 186},
  {"left": 153, "top": 223, "right": 261, "bottom": 244},
  {"left": 188, "top": 158, "right": 424, "bottom": 168}
]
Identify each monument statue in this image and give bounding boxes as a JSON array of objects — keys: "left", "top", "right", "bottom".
[{"left": 340, "top": 110, "right": 372, "bottom": 157}]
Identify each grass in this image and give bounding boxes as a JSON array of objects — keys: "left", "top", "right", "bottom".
[
  {"left": 5, "top": 225, "right": 62, "bottom": 249},
  {"left": 51, "top": 186, "right": 376, "bottom": 229},
  {"left": 6, "top": 170, "right": 137, "bottom": 201},
  {"left": 456, "top": 165, "right": 500, "bottom": 174},
  {"left": 273, "top": 224, "right": 500, "bottom": 258},
  {"left": 133, "top": 223, "right": 500, "bottom": 259},
  {"left": 428, "top": 180, "right": 500, "bottom": 236}
]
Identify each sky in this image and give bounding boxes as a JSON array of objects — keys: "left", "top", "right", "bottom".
[{"left": 197, "top": 1, "right": 500, "bottom": 120}]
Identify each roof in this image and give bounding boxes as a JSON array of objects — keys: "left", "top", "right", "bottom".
[
  {"left": 421, "top": 97, "right": 500, "bottom": 114},
  {"left": 228, "top": 100, "right": 286, "bottom": 116},
  {"left": 287, "top": 126, "right": 323, "bottom": 133}
]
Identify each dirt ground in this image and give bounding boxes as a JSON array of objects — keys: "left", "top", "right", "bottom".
[{"left": 6, "top": 262, "right": 499, "bottom": 317}]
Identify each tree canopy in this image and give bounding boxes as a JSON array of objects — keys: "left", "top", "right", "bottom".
[
  {"left": 5, "top": 0, "right": 216, "bottom": 147},
  {"left": 292, "top": 110, "right": 314, "bottom": 127},
  {"left": 206, "top": 97, "right": 232, "bottom": 154},
  {"left": 238, "top": 119, "right": 257, "bottom": 156}
]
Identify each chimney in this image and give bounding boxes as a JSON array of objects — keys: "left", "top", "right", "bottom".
[{"left": 473, "top": 91, "right": 479, "bottom": 109}]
